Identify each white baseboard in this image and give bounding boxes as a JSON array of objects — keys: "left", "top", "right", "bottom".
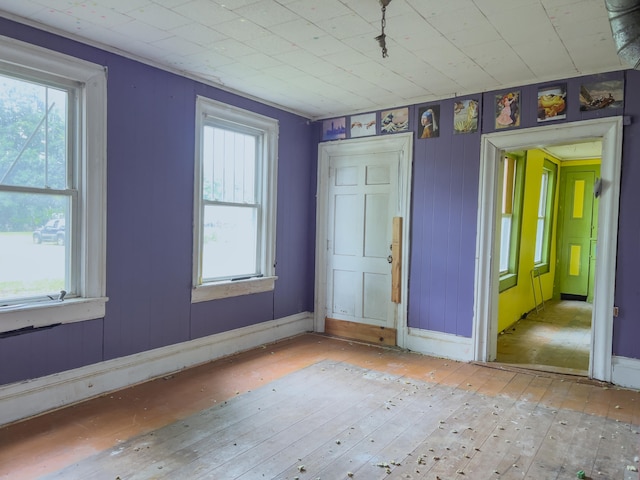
[
  {"left": 405, "top": 328, "right": 473, "bottom": 362},
  {"left": 0, "top": 312, "right": 313, "bottom": 427},
  {"left": 611, "top": 355, "right": 640, "bottom": 390}
]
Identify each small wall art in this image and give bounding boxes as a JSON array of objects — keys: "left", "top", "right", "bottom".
[
  {"left": 322, "top": 117, "right": 346, "bottom": 141},
  {"left": 538, "top": 84, "right": 567, "bottom": 122},
  {"left": 579, "top": 80, "right": 624, "bottom": 111},
  {"left": 495, "top": 91, "right": 520, "bottom": 129},
  {"left": 380, "top": 108, "right": 409, "bottom": 134},
  {"left": 349, "top": 112, "right": 376, "bottom": 138},
  {"left": 453, "top": 99, "right": 479, "bottom": 134},
  {"left": 417, "top": 105, "right": 440, "bottom": 139}
]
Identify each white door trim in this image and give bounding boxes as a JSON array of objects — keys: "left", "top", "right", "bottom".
[
  {"left": 315, "top": 133, "right": 413, "bottom": 348},
  {"left": 473, "top": 117, "right": 623, "bottom": 382}
]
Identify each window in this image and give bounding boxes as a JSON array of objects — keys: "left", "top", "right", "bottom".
[
  {"left": 534, "top": 159, "right": 557, "bottom": 273},
  {"left": 0, "top": 37, "right": 107, "bottom": 332},
  {"left": 499, "top": 153, "right": 525, "bottom": 291},
  {"left": 193, "top": 97, "right": 278, "bottom": 302}
]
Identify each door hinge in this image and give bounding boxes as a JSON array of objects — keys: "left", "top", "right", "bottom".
[{"left": 613, "top": 306, "right": 619, "bottom": 317}]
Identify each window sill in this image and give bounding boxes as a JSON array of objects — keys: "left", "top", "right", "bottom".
[
  {"left": 499, "top": 273, "right": 517, "bottom": 293},
  {"left": 192, "top": 276, "right": 277, "bottom": 303},
  {"left": 0, "top": 296, "right": 108, "bottom": 335}
]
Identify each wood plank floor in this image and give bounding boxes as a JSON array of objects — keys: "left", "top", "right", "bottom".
[{"left": 1, "top": 333, "right": 639, "bottom": 479}]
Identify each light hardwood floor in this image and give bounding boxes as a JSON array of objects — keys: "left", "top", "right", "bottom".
[
  {"left": 1, "top": 333, "right": 638, "bottom": 479},
  {"left": 497, "top": 300, "right": 592, "bottom": 375}
]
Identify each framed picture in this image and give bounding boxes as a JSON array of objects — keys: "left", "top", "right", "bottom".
[
  {"left": 538, "top": 84, "right": 567, "bottom": 122},
  {"left": 418, "top": 105, "right": 440, "bottom": 139},
  {"left": 349, "top": 112, "right": 376, "bottom": 138},
  {"left": 495, "top": 91, "right": 520, "bottom": 129},
  {"left": 453, "top": 99, "right": 479, "bottom": 134},
  {"left": 579, "top": 80, "right": 624, "bottom": 111},
  {"left": 322, "top": 117, "right": 346, "bottom": 141},
  {"left": 380, "top": 108, "right": 409, "bottom": 134}
]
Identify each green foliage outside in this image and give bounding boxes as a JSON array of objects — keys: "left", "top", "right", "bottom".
[{"left": 0, "top": 73, "right": 68, "bottom": 231}]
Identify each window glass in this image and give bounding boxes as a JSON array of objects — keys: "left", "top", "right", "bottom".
[
  {"left": 534, "top": 159, "right": 557, "bottom": 272},
  {"left": 0, "top": 73, "right": 74, "bottom": 303},
  {"left": 499, "top": 153, "right": 525, "bottom": 291}
]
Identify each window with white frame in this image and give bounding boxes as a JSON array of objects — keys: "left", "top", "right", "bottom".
[
  {"left": 0, "top": 37, "right": 107, "bottom": 333},
  {"left": 534, "top": 159, "right": 557, "bottom": 272},
  {"left": 192, "top": 97, "right": 278, "bottom": 303}
]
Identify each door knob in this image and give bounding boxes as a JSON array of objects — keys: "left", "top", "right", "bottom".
[{"left": 387, "top": 255, "right": 393, "bottom": 264}]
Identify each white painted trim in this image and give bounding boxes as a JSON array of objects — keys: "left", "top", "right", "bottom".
[
  {"left": 191, "top": 276, "right": 277, "bottom": 303},
  {"left": 406, "top": 328, "right": 474, "bottom": 362},
  {"left": 0, "top": 312, "right": 313, "bottom": 427},
  {"left": 314, "top": 133, "right": 413, "bottom": 347},
  {"left": 0, "top": 297, "right": 107, "bottom": 334},
  {"left": 473, "top": 117, "right": 623, "bottom": 383},
  {"left": 611, "top": 356, "right": 640, "bottom": 390}
]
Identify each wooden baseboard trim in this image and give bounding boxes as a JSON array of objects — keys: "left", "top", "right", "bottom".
[{"left": 324, "top": 318, "right": 396, "bottom": 346}]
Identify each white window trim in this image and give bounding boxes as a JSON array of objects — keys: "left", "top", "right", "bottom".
[
  {"left": 192, "top": 97, "right": 278, "bottom": 303},
  {"left": 0, "top": 36, "right": 107, "bottom": 334}
]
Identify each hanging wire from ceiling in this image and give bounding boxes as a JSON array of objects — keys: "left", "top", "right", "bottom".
[{"left": 375, "top": 0, "right": 392, "bottom": 58}]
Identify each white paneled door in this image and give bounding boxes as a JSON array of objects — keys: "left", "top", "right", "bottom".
[{"left": 325, "top": 150, "right": 398, "bottom": 329}]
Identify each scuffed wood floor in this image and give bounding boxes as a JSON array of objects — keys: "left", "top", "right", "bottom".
[{"left": 1, "top": 334, "right": 639, "bottom": 479}]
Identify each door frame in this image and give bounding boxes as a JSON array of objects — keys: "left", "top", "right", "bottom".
[
  {"left": 473, "top": 117, "right": 623, "bottom": 382},
  {"left": 315, "top": 133, "right": 413, "bottom": 348}
]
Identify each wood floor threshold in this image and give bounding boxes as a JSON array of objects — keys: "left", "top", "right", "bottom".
[{"left": 472, "top": 361, "right": 611, "bottom": 387}]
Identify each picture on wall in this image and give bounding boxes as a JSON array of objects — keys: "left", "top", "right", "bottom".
[
  {"left": 380, "top": 108, "right": 409, "bottom": 134},
  {"left": 350, "top": 112, "right": 376, "bottom": 138},
  {"left": 453, "top": 99, "right": 479, "bottom": 134},
  {"left": 538, "top": 84, "right": 567, "bottom": 122},
  {"left": 579, "top": 79, "right": 624, "bottom": 111},
  {"left": 322, "top": 117, "right": 346, "bottom": 141},
  {"left": 495, "top": 91, "right": 520, "bottom": 129},
  {"left": 418, "top": 105, "right": 439, "bottom": 138}
]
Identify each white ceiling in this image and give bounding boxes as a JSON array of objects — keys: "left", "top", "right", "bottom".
[{"left": 0, "top": 0, "right": 626, "bottom": 120}]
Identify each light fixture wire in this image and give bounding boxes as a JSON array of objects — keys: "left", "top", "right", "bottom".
[{"left": 375, "top": 0, "right": 391, "bottom": 58}]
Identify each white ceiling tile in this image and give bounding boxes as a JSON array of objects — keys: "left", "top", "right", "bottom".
[
  {"left": 261, "top": 63, "right": 306, "bottom": 80},
  {"left": 169, "top": 22, "right": 227, "bottom": 46},
  {"left": 244, "top": 34, "right": 299, "bottom": 55},
  {"left": 286, "top": 0, "right": 351, "bottom": 22},
  {"left": 232, "top": 0, "right": 298, "bottom": 27},
  {"left": 269, "top": 18, "right": 325, "bottom": 43},
  {"left": 236, "top": 52, "right": 282, "bottom": 69},
  {"left": 297, "top": 35, "right": 345, "bottom": 57},
  {"left": 212, "top": 0, "right": 262, "bottom": 9},
  {"left": 109, "top": 18, "right": 173, "bottom": 43},
  {"left": 151, "top": 35, "right": 206, "bottom": 56},
  {"left": 0, "top": 1, "right": 47, "bottom": 17},
  {"left": 128, "top": 3, "right": 191, "bottom": 30},
  {"left": 213, "top": 18, "right": 269, "bottom": 42},
  {"left": 315, "top": 13, "right": 375, "bottom": 40},
  {"left": 173, "top": 0, "right": 238, "bottom": 26},
  {"left": 208, "top": 38, "right": 255, "bottom": 57}
]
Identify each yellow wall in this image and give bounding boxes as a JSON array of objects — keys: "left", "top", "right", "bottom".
[{"left": 497, "top": 150, "right": 560, "bottom": 332}]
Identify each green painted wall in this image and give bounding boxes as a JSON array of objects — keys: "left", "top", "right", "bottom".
[{"left": 497, "top": 149, "right": 560, "bottom": 332}]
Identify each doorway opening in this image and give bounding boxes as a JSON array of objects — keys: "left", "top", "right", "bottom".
[
  {"left": 494, "top": 143, "right": 601, "bottom": 376},
  {"left": 473, "top": 118, "right": 623, "bottom": 382}
]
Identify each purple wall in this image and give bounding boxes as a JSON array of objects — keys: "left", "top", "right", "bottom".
[{"left": 0, "top": 19, "right": 315, "bottom": 385}]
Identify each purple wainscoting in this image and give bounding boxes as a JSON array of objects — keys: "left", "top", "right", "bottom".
[
  {"left": 614, "top": 69, "right": 640, "bottom": 359},
  {"left": 408, "top": 98, "right": 480, "bottom": 337}
]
